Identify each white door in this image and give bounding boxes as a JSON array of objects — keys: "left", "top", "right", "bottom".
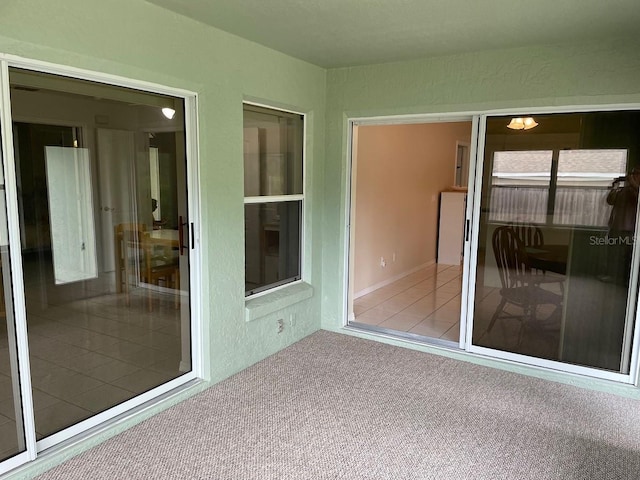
[{"left": 96, "top": 128, "right": 136, "bottom": 272}]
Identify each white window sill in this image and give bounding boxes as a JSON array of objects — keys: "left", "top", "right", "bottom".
[{"left": 245, "top": 282, "right": 314, "bottom": 322}]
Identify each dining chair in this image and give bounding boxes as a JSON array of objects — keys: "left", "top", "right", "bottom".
[
  {"left": 511, "top": 222, "right": 565, "bottom": 290},
  {"left": 140, "top": 233, "right": 179, "bottom": 310},
  {"left": 115, "top": 223, "right": 178, "bottom": 310},
  {"left": 487, "top": 225, "right": 563, "bottom": 343},
  {"left": 512, "top": 223, "right": 543, "bottom": 249}
]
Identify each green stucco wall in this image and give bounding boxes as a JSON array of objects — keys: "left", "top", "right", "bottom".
[
  {"left": 3, "top": 0, "right": 640, "bottom": 476},
  {"left": 321, "top": 37, "right": 640, "bottom": 393},
  {"left": 0, "top": 0, "right": 325, "bottom": 477}
]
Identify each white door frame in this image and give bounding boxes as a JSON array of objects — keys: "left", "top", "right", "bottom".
[
  {"left": 343, "top": 112, "right": 479, "bottom": 349},
  {"left": 0, "top": 53, "right": 203, "bottom": 474}
]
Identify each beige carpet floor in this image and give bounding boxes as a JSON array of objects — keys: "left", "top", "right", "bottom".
[{"left": 37, "top": 330, "right": 640, "bottom": 479}]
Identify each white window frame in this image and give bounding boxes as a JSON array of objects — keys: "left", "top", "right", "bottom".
[
  {"left": 243, "top": 101, "right": 306, "bottom": 298},
  {"left": 0, "top": 53, "right": 204, "bottom": 476}
]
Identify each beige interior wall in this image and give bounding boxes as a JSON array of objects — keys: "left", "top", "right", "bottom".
[{"left": 353, "top": 121, "right": 472, "bottom": 294}]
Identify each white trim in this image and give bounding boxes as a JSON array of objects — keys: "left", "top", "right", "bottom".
[
  {"left": 468, "top": 345, "right": 633, "bottom": 383},
  {"left": 352, "top": 113, "right": 479, "bottom": 126},
  {"left": 342, "top": 119, "right": 356, "bottom": 328},
  {"left": 453, "top": 140, "right": 470, "bottom": 187},
  {"left": 184, "top": 92, "right": 204, "bottom": 380},
  {"left": 354, "top": 260, "right": 436, "bottom": 299},
  {"left": 244, "top": 194, "right": 304, "bottom": 204},
  {"left": 0, "top": 59, "right": 37, "bottom": 474},
  {"left": 465, "top": 115, "right": 487, "bottom": 352},
  {"left": 458, "top": 116, "right": 481, "bottom": 349},
  {"left": 36, "top": 372, "right": 199, "bottom": 451},
  {"left": 243, "top": 99, "right": 305, "bottom": 117},
  {"left": 1, "top": 53, "right": 197, "bottom": 98},
  {"left": 244, "top": 278, "right": 303, "bottom": 300}
]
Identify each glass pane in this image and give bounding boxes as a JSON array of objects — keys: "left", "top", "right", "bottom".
[
  {"left": 553, "top": 149, "right": 627, "bottom": 226},
  {"left": 473, "top": 111, "right": 640, "bottom": 374},
  {"left": 489, "top": 151, "right": 552, "bottom": 224},
  {"left": 245, "top": 201, "right": 301, "bottom": 295},
  {"left": 243, "top": 105, "right": 303, "bottom": 197},
  {"left": 9, "top": 68, "right": 192, "bottom": 439},
  {"left": 0, "top": 129, "right": 26, "bottom": 461}
]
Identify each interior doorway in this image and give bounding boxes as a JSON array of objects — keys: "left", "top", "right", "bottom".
[{"left": 347, "top": 118, "right": 474, "bottom": 346}]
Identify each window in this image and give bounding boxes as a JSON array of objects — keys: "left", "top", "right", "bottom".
[
  {"left": 489, "top": 149, "right": 627, "bottom": 227},
  {"left": 243, "top": 103, "right": 304, "bottom": 296}
]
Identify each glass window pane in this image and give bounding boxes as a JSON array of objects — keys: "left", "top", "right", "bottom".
[
  {"left": 489, "top": 151, "right": 552, "bottom": 224},
  {"left": 245, "top": 201, "right": 301, "bottom": 295},
  {"left": 243, "top": 106, "right": 303, "bottom": 197},
  {"left": 473, "top": 112, "right": 640, "bottom": 374},
  {"left": 9, "top": 67, "right": 192, "bottom": 438},
  {"left": 553, "top": 149, "right": 627, "bottom": 226}
]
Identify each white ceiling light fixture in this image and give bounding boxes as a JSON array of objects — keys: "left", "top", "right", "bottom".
[
  {"left": 162, "top": 107, "right": 176, "bottom": 119},
  {"left": 507, "top": 117, "right": 538, "bottom": 130}
]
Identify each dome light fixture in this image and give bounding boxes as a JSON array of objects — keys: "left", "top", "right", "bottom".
[
  {"left": 507, "top": 117, "right": 538, "bottom": 130},
  {"left": 161, "top": 107, "right": 176, "bottom": 120}
]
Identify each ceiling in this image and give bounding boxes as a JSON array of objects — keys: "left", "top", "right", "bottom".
[{"left": 145, "top": 0, "right": 640, "bottom": 68}]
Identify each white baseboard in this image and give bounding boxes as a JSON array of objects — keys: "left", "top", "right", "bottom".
[{"left": 354, "top": 260, "right": 436, "bottom": 299}]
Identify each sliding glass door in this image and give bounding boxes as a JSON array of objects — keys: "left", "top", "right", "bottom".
[
  {"left": 468, "top": 110, "right": 640, "bottom": 380},
  {"left": 0, "top": 60, "right": 199, "bottom": 474}
]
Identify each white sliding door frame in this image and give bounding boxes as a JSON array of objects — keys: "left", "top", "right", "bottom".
[
  {"left": 0, "top": 58, "right": 38, "bottom": 475},
  {"left": 464, "top": 106, "right": 640, "bottom": 385},
  {"left": 342, "top": 104, "right": 640, "bottom": 388},
  {"left": 0, "top": 53, "right": 203, "bottom": 472}
]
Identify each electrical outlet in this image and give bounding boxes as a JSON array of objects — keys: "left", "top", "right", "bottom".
[
  {"left": 380, "top": 257, "right": 386, "bottom": 267},
  {"left": 392, "top": 252, "right": 396, "bottom": 262},
  {"left": 288, "top": 313, "right": 296, "bottom": 327},
  {"left": 277, "top": 319, "right": 284, "bottom": 334}
]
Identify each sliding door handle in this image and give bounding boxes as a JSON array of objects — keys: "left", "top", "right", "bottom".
[{"left": 178, "top": 215, "right": 188, "bottom": 255}]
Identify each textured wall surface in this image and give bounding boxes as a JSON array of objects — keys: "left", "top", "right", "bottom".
[
  {"left": 3, "top": 0, "right": 640, "bottom": 476},
  {"left": 322, "top": 38, "right": 640, "bottom": 392},
  {"left": 0, "top": 0, "right": 325, "bottom": 477},
  {"left": 353, "top": 122, "right": 471, "bottom": 293}
]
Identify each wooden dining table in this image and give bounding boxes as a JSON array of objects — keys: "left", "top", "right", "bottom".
[
  {"left": 525, "top": 244, "right": 570, "bottom": 275},
  {"left": 145, "top": 229, "right": 180, "bottom": 248}
]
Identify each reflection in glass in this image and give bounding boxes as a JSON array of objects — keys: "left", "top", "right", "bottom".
[
  {"left": 243, "top": 105, "right": 303, "bottom": 197},
  {"left": 473, "top": 111, "right": 640, "bottom": 374},
  {"left": 0, "top": 155, "right": 26, "bottom": 461},
  {"left": 245, "top": 201, "right": 301, "bottom": 295},
  {"left": 9, "top": 68, "right": 192, "bottom": 439}
]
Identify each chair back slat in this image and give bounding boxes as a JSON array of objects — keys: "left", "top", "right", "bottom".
[{"left": 492, "top": 226, "right": 530, "bottom": 290}]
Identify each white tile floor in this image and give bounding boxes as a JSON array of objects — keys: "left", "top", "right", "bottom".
[
  {"left": 0, "top": 260, "right": 187, "bottom": 461},
  {"left": 353, "top": 264, "right": 463, "bottom": 342},
  {"left": 352, "top": 262, "right": 564, "bottom": 355}
]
